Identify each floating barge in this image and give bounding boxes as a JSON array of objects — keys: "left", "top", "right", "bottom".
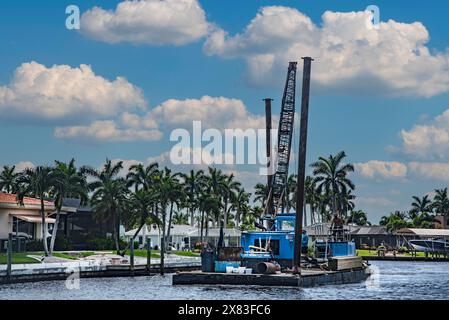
[{"left": 173, "top": 267, "right": 370, "bottom": 288}]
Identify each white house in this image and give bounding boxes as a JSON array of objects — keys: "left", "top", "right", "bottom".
[{"left": 124, "top": 224, "right": 242, "bottom": 250}]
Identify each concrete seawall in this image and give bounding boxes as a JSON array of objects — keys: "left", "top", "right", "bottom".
[{"left": 0, "top": 261, "right": 201, "bottom": 284}]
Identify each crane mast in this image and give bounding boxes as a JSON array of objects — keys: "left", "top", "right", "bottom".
[{"left": 268, "top": 62, "right": 298, "bottom": 216}]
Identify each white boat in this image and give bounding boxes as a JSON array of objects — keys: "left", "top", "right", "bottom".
[{"left": 409, "top": 239, "right": 449, "bottom": 253}]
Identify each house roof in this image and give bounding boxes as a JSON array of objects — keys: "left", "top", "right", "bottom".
[
  {"left": 350, "top": 226, "right": 389, "bottom": 235},
  {"left": 0, "top": 193, "right": 53, "bottom": 206},
  {"left": 125, "top": 224, "right": 199, "bottom": 237},
  {"left": 396, "top": 228, "right": 449, "bottom": 237},
  {"left": 62, "top": 198, "right": 92, "bottom": 212}
]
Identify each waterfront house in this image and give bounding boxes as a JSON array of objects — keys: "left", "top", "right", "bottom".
[
  {"left": 349, "top": 225, "right": 395, "bottom": 249},
  {"left": 0, "top": 193, "right": 56, "bottom": 252}
]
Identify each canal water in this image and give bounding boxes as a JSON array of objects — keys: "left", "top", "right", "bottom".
[{"left": 1, "top": 261, "right": 449, "bottom": 300}]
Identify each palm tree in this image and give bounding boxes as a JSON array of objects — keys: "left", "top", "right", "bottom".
[
  {"left": 347, "top": 210, "right": 371, "bottom": 226},
  {"left": 386, "top": 214, "right": 409, "bottom": 232},
  {"left": 230, "top": 188, "right": 251, "bottom": 226},
  {"left": 254, "top": 183, "right": 269, "bottom": 208},
  {"left": 379, "top": 215, "right": 390, "bottom": 226},
  {"left": 180, "top": 170, "right": 205, "bottom": 226},
  {"left": 310, "top": 151, "right": 355, "bottom": 217},
  {"left": 410, "top": 195, "right": 435, "bottom": 228},
  {"left": 241, "top": 206, "right": 263, "bottom": 231},
  {"left": 285, "top": 174, "right": 297, "bottom": 214},
  {"left": 198, "top": 192, "right": 221, "bottom": 242},
  {"left": 125, "top": 189, "right": 160, "bottom": 248},
  {"left": 49, "top": 159, "right": 88, "bottom": 254},
  {"left": 206, "top": 167, "right": 227, "bottom": 227},
  {"left": 16, "top": 166, "right": 55, "bottom": 256},
  {"left": 165, "top": 170, "right": 184, "bottom": 251},
  {"left": 222, "top": 174, "right": 241, "bottom": 227},
  {"left": 173, "top": 211, "right": 189, "bottom": 225},
  {"left": 82, "top": 160, "right": 128, "bottom": 254},
  {"left": 338, "top": 189, "right": 356, "bottom": 220},
  {"left": 316, "top": 191, "right": 332, "bottom": 223},
  {"left": 411, "top": 195, "right": 432, "bottom": 214},
  {"left": 304, "top": 176, "right": 318, "bottom": 225},
  {"left": 433, "top": 188, "right": 449, "bottom": 216},
  {"left": 0, "top": 165, "right": 19, "bottom": 193},
  {"left": 126, "top": 162, "right": 159, "bottom": 192},
  {"left": 152, "top": 167, "right": 181, "bottom": 274}
]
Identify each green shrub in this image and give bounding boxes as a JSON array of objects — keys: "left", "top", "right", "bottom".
[
  {"left": 54, "top": 234, "right": 73, "bottom": 251},
  {"left": 397, "top": 246, "right": 409, "bottom": 253},
  {"left": 85, "top": 238, "right": 114, "bottom": 250},
  {"left": 84, "top": 238, "right": 127, "bottom": 250},
  {"left": 26, "top": 239, "right": 44, "bottom": 252}
]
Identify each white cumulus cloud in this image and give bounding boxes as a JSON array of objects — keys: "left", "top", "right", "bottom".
[
  {"left": 0, "top": 61, "right": 146, "bottom": 120},
  {"left": 55, "top": 96, "right": 268, "bottom": 143},
  {"left": 149, "top": 95, "right": 267, "bottom": 130},
  {"left": 408, "top": 162, "right": 449, "bottom": 182},
  {"left": 399, "top": 108, "right": 449, "bottom": 160},
  {"left": 81, "top": 0, "right": 211, "bottom": 46},
  {"left": 204, "top": 6, "right": 449, "bottom": 97},
  {"left": 54, "top": 120, "right": 162, "bottom": 142},
  {"left": 355, "top": 160, "right": 408, "bottom": 179}
]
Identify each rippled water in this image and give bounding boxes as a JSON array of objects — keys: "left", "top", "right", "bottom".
[{"left": 1, "top": 261, "right": 449, "bottom": 300}]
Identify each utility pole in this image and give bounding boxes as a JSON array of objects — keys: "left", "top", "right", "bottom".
[
  {"left": 147, "top": 239, "right": 152, "bottom": 275},
  {"left": 7, "top": 233, "right": 12, "bottom": 282},
  {"left": 264, "top": 98, "right": 274, "bottom": 217},
  {"left": 130, "top": 241, "right": 135, "bottom": 276},
  {"left": 293, "top": 57, "right": 314, "bottom": 274}
]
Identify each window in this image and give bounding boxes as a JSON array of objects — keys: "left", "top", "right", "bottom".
[{"left": 12, "top": 217, "right": 35, "bottom": 239}]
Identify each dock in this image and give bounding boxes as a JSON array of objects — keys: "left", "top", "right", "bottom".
[
  {"left": 172, "top": 267, "right": 370, "bottom": 288},
  {"left": 0, "top": 261, "right": 201, "bottom": 285}
]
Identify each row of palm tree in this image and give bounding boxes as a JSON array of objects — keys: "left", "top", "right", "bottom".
[
  {"left": 0, "top": 151, "right": 364, "bottom": 264},
  {"left": 380, "top": 188, "right": 449, "bottom": 232},
  {"left": 0, "top": 161, "right": 257, "bottom": 261}
]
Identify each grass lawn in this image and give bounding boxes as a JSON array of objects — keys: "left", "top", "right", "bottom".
[
  {"left": 53, "top": 251, "right": 96, "bottom": 259},
  {"left": 171, "top": 250, "right": 200, "bottom": 257},
  {"left": 123, "top": 249, "right": 200, "bottom": 258},
  {"left": 357, "top": 249, "right": 427, "bottom": 258},
  {"left": 123, "top": 249, "right": 161, "bottom": 259},
  {"left": 356, "top": 249, "right": 378, "bottom": 257},
  {"left": 0, "top": 252, "right": 41, "bottom": 264}
]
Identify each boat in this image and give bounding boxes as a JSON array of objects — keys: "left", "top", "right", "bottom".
[{"left": 409, "top": 238, "right": 449, "bottom": 253}]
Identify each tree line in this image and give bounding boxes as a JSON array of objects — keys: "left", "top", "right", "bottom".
[{"left": 380, "top": 189, "right": 449, "bottom": 232}]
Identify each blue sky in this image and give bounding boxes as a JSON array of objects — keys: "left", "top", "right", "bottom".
[{"left": 1, "top": 0, "right": 449, "bottom": 223}]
